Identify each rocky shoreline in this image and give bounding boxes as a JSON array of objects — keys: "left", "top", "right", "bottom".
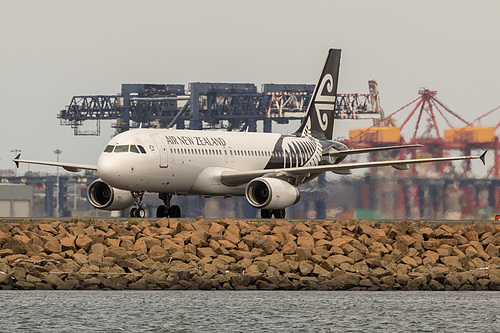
[{"left": 1, "top": 218, "right": 500, "bottom": 291}]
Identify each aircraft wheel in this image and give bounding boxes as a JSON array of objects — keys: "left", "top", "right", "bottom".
[
  {"left": 137, "top": 208, "right": 146, "bottom": 218},
  {"left": 261, "top": 209, "right": 272, "bottom": 218},
  {"left": 156, "top": 205, "right": 167, "bottom": 218},
  {"left": 130, "top": 208, "right": 137, "bottom": 218},
  {"left": 273, "top": 209, "right": 286, "bottom": 219},
  {"left": 168, "top": 205, "right": 181, "bottom": 218}
]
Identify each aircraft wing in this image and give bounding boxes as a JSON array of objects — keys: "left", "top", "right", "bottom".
[
  {"left": 13, "top": 154, "right": 97, "bottom": 172},
  {"left": 327, "top": 144, "right": 423, "bottom": 157},
  {"left": 220, "top": 151, "right": 487, "bottom": 186}
]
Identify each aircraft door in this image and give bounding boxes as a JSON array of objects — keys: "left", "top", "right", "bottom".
[{"left": 151, "top": 135, "right": 169, "bottom": 168}]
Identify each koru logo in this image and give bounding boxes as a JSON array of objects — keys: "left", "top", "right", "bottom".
[{"left": 314, "top": 74, "right": 336, "bottom": 131}]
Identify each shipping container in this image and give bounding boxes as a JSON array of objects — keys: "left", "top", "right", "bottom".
[
  {"left": 444, "top": 127, "right": 495, "bottom": 143},
  {"left": 349, "top": 127, "right": 401, "bottom": 143}
]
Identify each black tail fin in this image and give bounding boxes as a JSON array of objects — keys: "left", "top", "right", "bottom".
[{"left": 295, "top": 48, "right": 341, "bottom": 140}]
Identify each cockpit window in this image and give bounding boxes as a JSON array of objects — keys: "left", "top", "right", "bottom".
[
  {"left": 104, "top": 145, "right": 114, "bottom": 153},
  {"left": 114, "top": 145, "right": 129, "bottom": 153},
  {"left": 130, "top": 145, "right": 140, "bottom": 153},
  {"left": 137, "top": 145, "right": 146, "bottom": 154}
]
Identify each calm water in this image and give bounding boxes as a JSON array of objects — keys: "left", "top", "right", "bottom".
[{"left": 0, "top": 291, "right": 499, "bottom": 332}]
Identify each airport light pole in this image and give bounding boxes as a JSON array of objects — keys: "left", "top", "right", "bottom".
[{"left": 54, "top": 149, "right": 62, "bottom": 217}]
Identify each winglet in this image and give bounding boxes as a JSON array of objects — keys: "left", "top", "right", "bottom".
[
  {"left": 480, "top": 151, "right": 487, "bottom": 165},
  {"left": 13, "top": 153, "right": 21, "bottom": 168}
]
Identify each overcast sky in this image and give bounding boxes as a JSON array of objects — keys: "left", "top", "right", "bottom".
[{"left": 1, "top": 0, "right": 499, "bottom": 173}]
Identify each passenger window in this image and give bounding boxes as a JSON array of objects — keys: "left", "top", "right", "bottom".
[
  {"left": 104, "top": 145, "right": 114, "bottom": 153},
  {"left": 130, "top": 145, "right": 140, "bottom": 153},
  {"left": 137, "top": 145, "right": 147, "bottom": 154},
  {"left": 114, "top": 145, "right": 129, "bottom": 153}
]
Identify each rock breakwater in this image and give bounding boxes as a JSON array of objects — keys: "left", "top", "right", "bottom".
[{"left": 1, "top": 218, "right": 500, "bottom": 291}]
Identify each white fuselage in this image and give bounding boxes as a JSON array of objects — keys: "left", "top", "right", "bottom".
[{"left": 97, "top": 128, "right": 323, "bottom": 196}]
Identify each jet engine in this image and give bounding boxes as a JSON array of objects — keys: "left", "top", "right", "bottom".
[
  {"left": 87, "top": 179, "right": 135, "bottom": 210},
  {"left": 245, "top": 177, "right": 300, "bottom": 210}
]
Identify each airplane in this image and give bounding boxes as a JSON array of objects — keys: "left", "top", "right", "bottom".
[{"left": 14, "top": 49, "right": 486, "bottom": 219}]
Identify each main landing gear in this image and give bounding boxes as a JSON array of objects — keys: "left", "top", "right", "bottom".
[
  {"left": 156, "top": 193, "right": 181, "bottom": 218},
  {"left": 130, "top": 191, "right": 146, "bottom": 218},
  {"left": 261, "top": 208, "right": 286, "bottom": 219}
]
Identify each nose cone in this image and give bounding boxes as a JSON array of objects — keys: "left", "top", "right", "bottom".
[{"left": 97, "top": 153, "right": 124, "bottom": 187}]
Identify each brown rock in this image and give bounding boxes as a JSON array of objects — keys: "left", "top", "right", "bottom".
[
  {"left": 295, "top": 247, "right": 311, "bottom": 262},
  {"left": 224, "top": 224, "right": 241, "bottom": 245},
  {"left": 371, "top": 229, "right": 388, "bottom": 244},
  {"left": 440, "top": 256, "right": 463, "bottom": 270},
  {"left": 296, "top": 235, "right": 315, "bottom": 248},
  {"left": 400, "top": 235, "right": 416, "bottom": 247},
  {"left": 331, "top": 273, "right": 360, "bottom": 289},
  {"left": 75, "top": 235, "right": 93, "bottom": 252},
  {"left": 298, "top": 261, "right": 314, "bottom": 275},
  {"left": 423, "top": 239, "right": 440, "bottom": 251},
  {"left": 368, "top": 242, "right": 389, "bottom": 256},
  {"left": 4, "top": 234, "right": 30, "bottom": 254},
  {"left": 272, "top": 221, "right": 293, "bottom": 235},
  {"left": 485, "top": 244, "right": 500, "bottom": 257},
  {"left": 104, "top": 247, "right": 129, "bottom": 260},
  {"left": 330, "top": 254, "right": 355, "bottom": 266},
  {"left": 330, "top": 237, "right": 349, "bottom": 248},
  {"left": 208, "top": 223, "right": 226, "bottom": 235},
  {"left": 464, "top": 230, "right": 479, "bottom": 242},
  {"left": 444, "top": 273, "right": 462, "bottom": 290},
  {"left": 395, "top": 273, "right": 410, "bottom": 286},
  {"left": 190, "top": 230, "right": 208, "bottom": 247},
  {"left": 372, "top": 267, "right": 391, "bottom": 278},
  {"left": 168, "top": 219, "right": 181, "bottom": 233},
  {"left": 348, "top": 250, "right": 364, "bottom": 263},
  {"left": 357, "top": 222, "right": 374, "bottom": 236},
  {"left": 400, "top": 256, "right": 418, "bottom": 268},
  {"left": 435, "top": 226, "right": 453, "bottom": 238},
  {"left": 254, "top": 236, "right": 279, "bottom": 255},
  {"left": 43, "top": 239, "right": 62, "bottom": 254},
  {"left": 149, "top": 245, "right": 167, "bottom": 261},
  {"left": 60, "top": 235, "right": 77, "bottom": 251},
  {"left": 436, "top": 245, "right": 453, "bottom": 257},
  {"left": 0, "top": 230, "right": 11, "bottom": 246},
  {"left": 197, "top": 247, "right": 218, "bottom": 259},
  {"left": 38, "top": 224, "right": 57, "bottom": 235},
  {"left": 452, "top": 233, "right": 469, "bottom": 245},
  {"left": 292, "top": 222, "right": 311, "bottom": 235},
  {"left": 489, "top": 269, "right": 500, "bottom": 285},
  {"left": 465, "top": 246, "right": 479, "bottom": 259},
  {"left": 313, "top": 264, "right": 329, "bottom": 276},
  {"left": 422, "top": 251, "right": 439, "bottom": 266},
  {"left": 312, "top": 232, "right": 326, "bottom": 241},
  {"left": 218, "top": 239, "right": 237, "bottom": 250}
]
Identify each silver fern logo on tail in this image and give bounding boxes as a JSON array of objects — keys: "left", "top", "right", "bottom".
[
  {"left": 295, "top": 49, "right": 341, "bottom": 141},
  {"left": 315, "top": 73, "right": 336, "bottom": 131}
]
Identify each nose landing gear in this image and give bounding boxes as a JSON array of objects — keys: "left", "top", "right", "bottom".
[{"left": 157, "top": 193, "right": 181, "bottom": 218}]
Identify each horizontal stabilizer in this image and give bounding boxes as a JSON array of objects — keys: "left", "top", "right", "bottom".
[{"left": 326, "top": 144, "right": 422, "bottom": 157}]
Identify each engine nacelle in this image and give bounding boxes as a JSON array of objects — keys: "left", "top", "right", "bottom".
[
  {"left": 245, "top": 177, "right": 300, "bottom": 210},
  {"left": 87, "top": 179, "right": 135, "bottom": 210}
]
